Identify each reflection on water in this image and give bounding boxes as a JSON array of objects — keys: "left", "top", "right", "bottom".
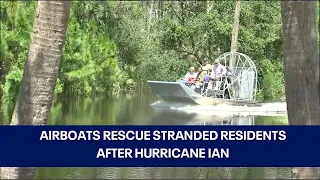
[
  {"left": 1, "top": 95, "right": 291, "bottom": 179},
  {"left": 35, "top": 167, "right": 292, "bottom": 179}
]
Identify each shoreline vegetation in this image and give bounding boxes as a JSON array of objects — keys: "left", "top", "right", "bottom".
[{"left": 1, "top": 1, "right": 300, "bottom": 105}]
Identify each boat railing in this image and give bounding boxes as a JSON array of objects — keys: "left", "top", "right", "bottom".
[
  {"left": 201, "top": 75, "right": 232, "bottom": 99},
  {"left": 197, "top": 67, "right": 256, "bottom": 101},
  {"left": 215, "top": 52, "right": 257, "bottom": 101}
]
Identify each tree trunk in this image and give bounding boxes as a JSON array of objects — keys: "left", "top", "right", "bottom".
[
  {"left": 230, "top": 0, "right": 241, "bottom": 68},
  {"left": 158, "top": 1, "right": 163, "bottom": 18},
  {"left": 281, "top": 1, "right": 319, "bottom": 179},
  {"left": 0, "top": 1, "right": 71, "bottom": 179},
  {"left": 206, "top": 0, "right": 213, "bottom": 14},
  {"left": 147, "top": 0, "right": 154, "bottom": 35}
]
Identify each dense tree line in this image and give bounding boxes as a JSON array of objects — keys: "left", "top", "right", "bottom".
[
  {"left": 0, "top": 1, "right": 296, "bottom": 103},
  {"left": 0, "top": 1, "right": 319, "bottom": 179}
]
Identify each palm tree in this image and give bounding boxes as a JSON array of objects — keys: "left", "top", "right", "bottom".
[{"left": 0, "top": 1, "right": 71, "bottom": 179}]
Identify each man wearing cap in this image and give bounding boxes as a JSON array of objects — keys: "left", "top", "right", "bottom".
[
  {"left": 209, "top": 59, "right": 227, "bottom": 90},
  {"left": 201, "top": 58, "right": 213, "bottom": 74}
]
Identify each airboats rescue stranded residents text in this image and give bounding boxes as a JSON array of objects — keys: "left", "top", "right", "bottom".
[{"left": 39, "top": 130, "right": 286, "bottom": 159}]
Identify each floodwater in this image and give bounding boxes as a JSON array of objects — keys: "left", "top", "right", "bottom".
[{"left": 0, "top": 94, "right": 292, "bottom": 179}]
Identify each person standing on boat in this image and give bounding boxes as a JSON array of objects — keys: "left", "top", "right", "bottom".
[
  {"left": 209, "top": 59, "right": 227, "bottom": 90},
  {"left": 179, "top": 67, "right": 197, "bottom": 85},
  {"left": 201, "top": 58, "right": 213, "bottom": 74}
]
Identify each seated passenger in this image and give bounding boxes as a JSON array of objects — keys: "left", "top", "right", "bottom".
[
  {"left": 194, "top": 67, "right": 207, "bottom": 83},
  {"left": 201, "top": 58, "right": 213, "bottom": 74},
  {"left": 179, "top": 67, "right": 197, "bottom": 85},
  {"left": 192, "top": 67, "right": 207, "bottom": 93},
  {"left": 209, "top": 59, "right": 227, "bottom": 90}
]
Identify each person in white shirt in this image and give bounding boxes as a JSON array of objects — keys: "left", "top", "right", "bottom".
[
  {"left": 179, "top": 67, "right": 197, "bottom": 85},
  {"left": 209, "top": 59, "right": 227, "bottom": 90},
  {"left": 211, "top": 59, "right": 227, "bottom": 79}
]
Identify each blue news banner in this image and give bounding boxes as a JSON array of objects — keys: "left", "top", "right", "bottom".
[{"left": 0, "top": 125, "right": 319, "bottom": 167}]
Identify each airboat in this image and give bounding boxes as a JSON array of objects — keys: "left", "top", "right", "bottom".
[{"left": 148, "top": 52, "right": 261, "bottom": 107}]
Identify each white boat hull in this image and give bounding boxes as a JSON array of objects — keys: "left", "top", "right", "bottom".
[{"left": 147, "top": 81, "right": 262, "bottom": 107}]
